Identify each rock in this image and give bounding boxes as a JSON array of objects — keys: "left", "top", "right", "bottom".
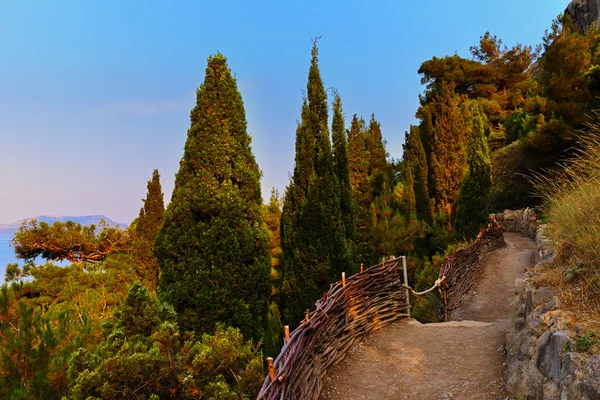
[
  {"left": 546, "top": 331, "right": 573, "bottom": 381},
  {"left": 583, "top": 355, "right": 600, "bottom": 400},
  {"left": 566, "top": 0, "right": 600, "bottom": 34},
  {"left": 538, "top": 297, "right": 560, "bottom": 315},
  {"left": 543, "top": 380, "right": 560, "bottom": 399},
  {"left": 533, "top": 287, "right": 557, "bottom": 307},
  {"left": 514, "top": 317, "right": 525, "bottom": 331}
]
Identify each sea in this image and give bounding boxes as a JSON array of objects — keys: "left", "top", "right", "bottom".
[{"left": 0, "top": 234, "right": 16, "bottom": 281}]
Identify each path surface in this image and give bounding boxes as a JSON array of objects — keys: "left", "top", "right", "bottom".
[{"left": 320, "top": 232, "right": 534, "bottom": 400}]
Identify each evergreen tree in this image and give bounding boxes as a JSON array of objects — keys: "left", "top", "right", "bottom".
[
  {"left": 366, "top": 114, "right": 390, "bottom": 197},
  {"left": 403, "top": 125, "right": 433, "bottom": 224},
  {"left": 347, "top": 115, "right": 377, "bottom": 265},
  {"left": 132, "top": 169, "right": 164, "bottom": 292},
  {"left": 261, "top": 189, "right": 284, "bottom": 357},
  {"left": 280, "top": 41, "right": 350, "bottom": 326},
  {"left": 428, "top": 82, "right": 469, "bottom": 223},
  {"left": 332, "top": 91, "right": 356, "bottom": 261},
  {"left": 154, "top": 53, "right": 270, "bottom": 341},
  {"left": 454, "top": 106, "right": 493, "bottom": 238},
  {"left": 402, "top": 167, "right": 417, "bottom": 217},
  {"left": 67, "top": 283, "right": 264, "bottom": 399}
]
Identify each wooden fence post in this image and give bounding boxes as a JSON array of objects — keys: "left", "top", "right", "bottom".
[
  {"left": 360, "top": 263, "right": 364, "bottom": 273},
  {"left": 267, "top": 357, "right": 275, "bottom": 380},
  {"left": 342, "top": 272, "right": 346, "bottom": 287},
  {"left": 402, "top": 256, "right": 411, "bottom": 317},
  {"left": 305, "top": 309, "right": 310, "bottom": 322},
  {"left": 284, "top": 325, "right": 290, "bottom": 344}
]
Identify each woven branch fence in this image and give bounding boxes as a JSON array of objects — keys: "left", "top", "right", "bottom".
[
  {"left": 258, "top": 257, "right": 409, "bottom": 400},
  {"left": 439, "top": 220, "right": 506, "bottom": 317}
]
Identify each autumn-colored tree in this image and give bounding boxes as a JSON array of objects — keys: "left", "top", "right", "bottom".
[
  {"left": 132, "top": 169, "right": 164, "bottom": 292},
  {"left": 454, "top": 106, "right": 493, "bottom": 238},
  {"left": 154, "top": 53, "right": 270, "bottom": 341}
]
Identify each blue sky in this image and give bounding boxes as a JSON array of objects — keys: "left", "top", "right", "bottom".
[{"left": 0, "top": 0, "right": 567, "bottom": 224}]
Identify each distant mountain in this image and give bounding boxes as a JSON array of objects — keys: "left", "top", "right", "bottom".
[{"left": 0, "top": 215, "right": 127, "bottom": 235}]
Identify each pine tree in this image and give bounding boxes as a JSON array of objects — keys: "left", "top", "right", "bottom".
[
  {"left": 154, "top": 53, "right": 270, "bottom": 341},
  {"left": 280, "top": 40, "right": 350, "bottom": 326},
  {"left": 454, "top": 106, "right": 493, "bottom": 238},
  {"left": 347, "top": 115, "right": 377, "bottom": 265},
  {"left": 332, "top": 91, "right": 355, "bottom": 262},
  {"left": 132, "top": 169, "right": 164, "bottom": 292},
  {"left": 403, "top": 125, "right": 433, "bottom": 224}
]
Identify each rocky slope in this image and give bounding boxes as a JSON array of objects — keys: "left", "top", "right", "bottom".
[{"left": 566, "top": 0, "right": 600, "bottom": 34}]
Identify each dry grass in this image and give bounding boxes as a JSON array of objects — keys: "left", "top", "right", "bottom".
[{"left": 532, "top": 117, "right": 600, "bottom": 342}]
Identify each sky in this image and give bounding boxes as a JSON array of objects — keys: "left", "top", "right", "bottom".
[{"left": 0, "top": 0, "right": 567, "bottom": 224}]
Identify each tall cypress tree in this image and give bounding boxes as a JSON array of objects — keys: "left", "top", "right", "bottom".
[
  {"left": 428, "top": 82, "right": 468, "bottom": 222},
  {"left": 347, "top": 115, "right": 377, "bottom": 265},
  {"left": 280, "top": 41, "right": 350, "bottom": 326},
  {"left": 366, "top": 114, "right": 390, "bottom": 197},
  {"left": 154, "top": 53, "right": 270, "bottom": 341},
  {"left": 454, "top": 106, "right": 493, "bottom": 238},
  {"left": 132, "top": 169, "right": 165, "bottom": 292},
  {"left": 332, "top": 91, "right": 355, "bottom": 263},
  {"left": 403, "top": 125, "right": 433, "bottom": 224}
]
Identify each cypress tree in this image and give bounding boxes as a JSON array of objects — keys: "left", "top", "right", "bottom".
[
  {"left": 366, "top": 114, "right": 390, "bottom": 197},
  {"left": 154, "top": 53, "right": 270, "bottom": 341},
  {"left": 132, "top": 169, "right": 165, "bottom": 292},
  {"left": 454, "top": 106, "right": 493, "bottom": 238},
  {"left": 280, "top": 40, "right": 350, "bottom": 326},
  {"left": 428, "top": 82, "right": 468, "bottom": 222},
  {"left": 403, "top": 125, "right": 433, "bottom": 224},
  {"left": 332, "top": 91, "right": 355, "bottom": 262},
  {"left": 347, "top": 115, "right": 377, "bottom": 265},
  {"left": 403, "top": 167, "right": 417, "bottom": 217}
]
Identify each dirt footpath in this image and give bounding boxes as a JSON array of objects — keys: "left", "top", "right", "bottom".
[{"left": 320, "top": 233, "right": 535, "bottom": 400}]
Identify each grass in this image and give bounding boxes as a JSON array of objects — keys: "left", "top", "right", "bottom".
[{"left": 532, "top": 117, "right": 600, "bottom": 352}]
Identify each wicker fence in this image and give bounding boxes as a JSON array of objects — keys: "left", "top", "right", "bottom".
[
  {"left": 257, "top": 257, "right": 409, "bottom": 400},
  {"left": 258, "top": 222, "right": 506, "bottom": 399},
  {"left": 439, "top": 221, "right": 506, "bottom": 317}
]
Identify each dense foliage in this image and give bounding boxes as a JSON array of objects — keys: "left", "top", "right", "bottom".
[
  {"left": 261, "top": 189, "right": 284, "bottom": 357},
  {"left": 280, "top": 41, "right": 353, "bottom": 326},
  {"left": 67, "top": 283, "right": 264, "bottom": 399},
  {"left": 1, "top": 254, "right": 135, "bottom": 399},
  {"left": 454, "top": 106, "right": 493, "bottom": 238},
  {"left": 155, "top": 53, "right": 271, "bottom": 341},
  {"left": 132, "top": 169, "right": 164, "bottom": 292},
  {"left": 6, "top": 10, "right": 600, "bottom": 397},
  {"left": 12, "top": 219, "right": 131, "bottom": 264}
]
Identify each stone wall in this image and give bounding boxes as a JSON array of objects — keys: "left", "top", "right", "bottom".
[
  {"left": 504, "top": 218, "right": 600, "bottom": 399},
  {"left": 493, "top": 208, "right": 538, "bottom": 238}
]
